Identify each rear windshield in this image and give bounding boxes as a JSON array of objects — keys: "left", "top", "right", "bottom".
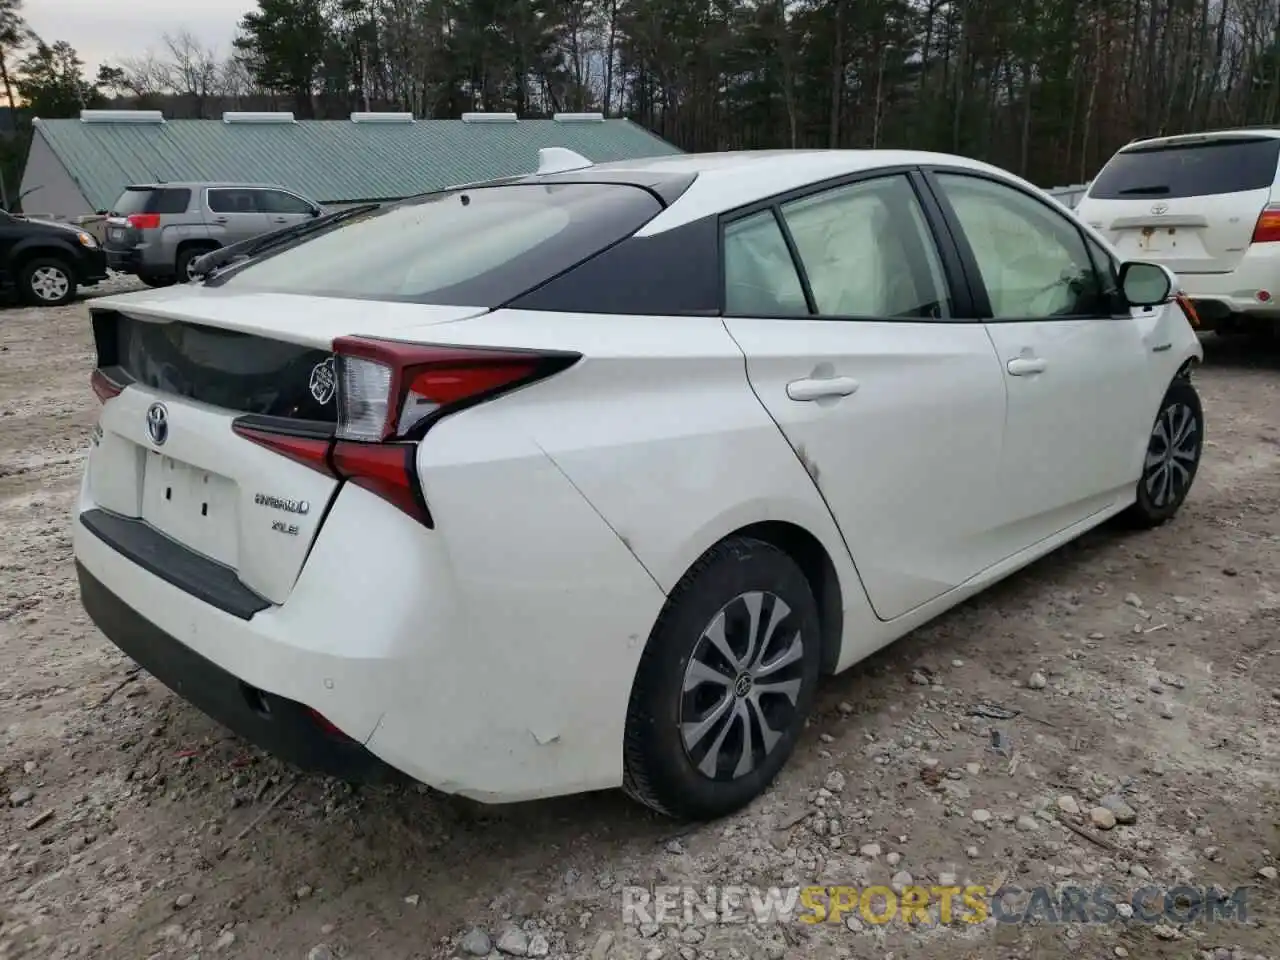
[
  {"left": 111, "top": 187, "right": 192, "bottom": 216},
  {"left": 1088, "top": 138, "right": 1280, "bottom": 200},
  {"left": 212, "top": 182, "right": 663, "bottom": 306}
]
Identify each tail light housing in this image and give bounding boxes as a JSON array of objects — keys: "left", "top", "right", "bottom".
[
  {"left": 125, "top": 213, "right": 161, "bottom": 230},
  {"left": 234, "top": 337, "right": 579, "bottom": 526},
  {"left": 1251, "top": 204, "right": 1280, "bottom": 243}
]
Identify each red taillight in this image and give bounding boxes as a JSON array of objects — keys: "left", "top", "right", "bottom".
[
  {"left": 91, "top": 368, "right": 123, "bottom": 402},
  {"left": 126, "top": 213, "right": 161, "bottom": 230},
  {"left": 233, "top": 338, "right": 579, "bottom": 527},
  {"left": 330, "top": 337, "right": 558, "bottom": 442},
  {"left": 1252, "top": 205, "right": 1280, "bottom": 243},
  {"left": 331, "top": 440, "right": 431, "bottom": 524},
  {"left": 232, "top": 424, "right": 333, "bottom": 475}
]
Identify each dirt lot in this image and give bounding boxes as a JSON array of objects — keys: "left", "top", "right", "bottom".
[{"left": 1, "top": 283, "right": 1278, "bottom": 960}]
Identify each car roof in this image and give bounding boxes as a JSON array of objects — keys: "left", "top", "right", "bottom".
[
  {"left": 123, "top": 182, "right": 296, "bottom": 191},
  {"left": 567, "top": 149, "right": 1014, "bottom": 236},
  {"left": 1122, "top": 128, "right": 1280, "bottom": 151}
]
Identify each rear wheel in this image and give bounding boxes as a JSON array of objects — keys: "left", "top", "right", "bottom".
[
  {"left": 176, "top": 245, "right": 216, "bottom": 283},
  {"left": 1120, "top": 377, "right": 1204, "bottom": 529},
  {"left": 623, "top": 536, "right": 821, "bottom": 820},
  {"left": 20, "top": 257, "right": 76, "bottom": 306}
]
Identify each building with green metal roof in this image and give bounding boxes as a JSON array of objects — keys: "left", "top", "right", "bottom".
[{"left": 19, "top": 109, "right": 682, "bottom": 219}]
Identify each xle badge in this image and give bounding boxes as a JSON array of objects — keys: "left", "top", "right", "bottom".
[
  {"left": 272, "top": 520, "right": 300, "bottom": 536},
  {"left": 310, "top": 357, "right": 336, "bottom": 405}
]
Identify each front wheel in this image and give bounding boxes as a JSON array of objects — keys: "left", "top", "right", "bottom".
[
  {"left": 1120, "top": 377, "right": 1204, "bottom": 529},
  {"left": 20, "top": 257, "right": 77, "bottom": 306},
  {"left": 622, "top": 537, "right": 821, "bottom": 820}
]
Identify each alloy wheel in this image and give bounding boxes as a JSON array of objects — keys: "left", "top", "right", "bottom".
[
  {"left": 1144, "top": 401, "right": 1200, "bottom": 508},
  {"left": 30, "top": 265, "right": 70, "bottom": 303},
  {"left": 679, "top": 590, "right": 806, "bottom": 780}
]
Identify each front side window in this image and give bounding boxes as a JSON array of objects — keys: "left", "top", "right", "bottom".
[
  {"left": 780, "top": 175, "right": 952, "bottom": 319},
  {"left": 212, "top": 183, "right": 662, "bottom": 306},
  {"left": 935, "top": 173, "right": 1106, "bottom": 319},
  {"left": 722, "top": 211, "right": 809, "bottom": 316}
]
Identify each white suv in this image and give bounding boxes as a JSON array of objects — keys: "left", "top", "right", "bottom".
[{"left": 1076, "top": 128, "right": 1280, "bottom": 339}]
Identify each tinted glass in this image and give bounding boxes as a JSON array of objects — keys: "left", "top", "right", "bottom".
[
  {"left": 936, "top": 173, "right": 1106, "bottom": 319},
  {"left": 780, "top": 175, "right": 951, "bottom": 319},
  {"left": 1088, "top": 138, "right": 1280, "bottom": 200},
  {"left": 723, "top": 211, "right": 809, "bottom": 316},
  {"left": 256, "top": 190, "right": 314, "bottom": 215},
  {"left": 111, "top": 187, "right": 191, "bottom": 216},
  {"left": 207, "top": 189, "right": 261, "bottom": 214},
  {"left": 214, "top": 183, "right": 663, "bottom": 306}
]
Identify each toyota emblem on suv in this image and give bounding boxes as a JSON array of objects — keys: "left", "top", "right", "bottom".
[
  {"left": 145, "top": 402, "right": 168, "bottom": 446},
  {"left": 1150, "top": 202, "right": 1169, "bottom": 215}
]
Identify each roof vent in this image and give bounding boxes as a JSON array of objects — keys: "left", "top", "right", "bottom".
[
  {"left": 553, "top": 112, "right": 605, "bottom": 123},
  {"left": 351, "top": 112, "right": 415, "bottom": 123},
  {"left": 80, "top": 109, "right": 165, "bottom": 124},
  {"left": 537, "top": 147, "right": 594, "bottom": 175},
  {"left": 461, "top": 112, "right": 519, "bottom": 124},
  {"left": 222, "top": 111, "right": 296, "bottom": 124}
]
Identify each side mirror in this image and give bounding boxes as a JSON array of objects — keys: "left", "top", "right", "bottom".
[
  {"left": 310, "top": 206, "right": 322, "bottom": 218},
  {"left": 1118, "top": 261, "right": 1177, "bottom": 308}
]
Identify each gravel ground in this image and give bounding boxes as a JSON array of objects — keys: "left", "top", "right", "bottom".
[{"left": 1, "top": 281, "right": 1278, "bottom": 960}]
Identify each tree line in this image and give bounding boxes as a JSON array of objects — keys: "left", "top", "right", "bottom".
[{"left": 6, "top": 0, "right": 1280, "bottom": 198}]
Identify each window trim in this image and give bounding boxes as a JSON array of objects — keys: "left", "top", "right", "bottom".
[
  {"left": 919, "top": 167, "right": 1113, "bottom": 323},
  {"left": 717, "top": 166, "right": 977, "bottom": 322}
]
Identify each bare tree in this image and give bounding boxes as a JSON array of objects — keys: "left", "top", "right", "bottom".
[{"left": 162, "top": 30, "right": 220, "bottom": 117}]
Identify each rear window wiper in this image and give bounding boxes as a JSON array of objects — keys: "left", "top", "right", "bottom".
[
  {"left": 1116, "top": 185, "right": 1171, "bottom": 196},
  {"left": 192, "top": 203, "right": 382, "bottom": 279}
]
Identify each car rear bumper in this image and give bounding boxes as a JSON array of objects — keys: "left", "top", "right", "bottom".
[
  {"left": 1175, "top": 249, "right": 1280, "bottom": 323},
  {"left": 72, "top": 438, "right": 665, "bottom": 803},
  {"left": 104, "top": 248, "right": 141, "bottom": 274},
  {"left": 77, "top": 560, "right": 400, "bottom": 782}
]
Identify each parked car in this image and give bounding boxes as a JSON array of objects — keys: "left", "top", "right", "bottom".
[
  {"left": 101, "top": 182, "right": 324, "bottom": 287},
  {"left": 1076, "top": 128, "right": 1280, "bottom": 341},
  {"left": 75, "top": 149, "right": 1203, "bottom": 821},
  {"left": 0, "top": 210, "right": 108, "bottom": 306}
]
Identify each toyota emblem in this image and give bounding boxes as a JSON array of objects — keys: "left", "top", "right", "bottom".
[
  {"left": 145, "top": 402, "right": 169, "bottom": 446},
  {"left": 1150, "top": 202, "right": 1169, "bottom": 215}
]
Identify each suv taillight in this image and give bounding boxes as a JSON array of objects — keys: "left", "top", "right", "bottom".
[
  {"left": 1252, "top": 204, "right": 1280, "bottom": 243},
  {"left": 233, "top": 338, "right": 579, "bottom": 526},
  {"left": 125, "top": 213, "right": 161, "bottom": 230}
]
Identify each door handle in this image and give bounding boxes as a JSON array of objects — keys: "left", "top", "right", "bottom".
[
  {"left": 212, "top": 217, "right": 228, "bottom": 224},
  {"left": 1006, "top": 357, "right": 1047, "bottom": 376},
  {"left": 786, "top": 376, "right": 860, "bottom": 401},
  {"left": 271, "top": 216, "right": 288, "bottom": 223}
]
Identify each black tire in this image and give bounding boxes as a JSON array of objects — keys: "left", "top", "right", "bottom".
[
  {"left": 19, "top": 257, "right": 76, "bottom": 306},
  {"left": 1119, "top": 377, "right": 1204, "bottom": 529},
  {"left": 176, "top": 245, "right": 216, "bottom": 283},
  {"left": 139, "top": 275, "right": 176, "bottom": 288},
  {"left": 622, "top": 536, "right": 821, "bottom": 820}
]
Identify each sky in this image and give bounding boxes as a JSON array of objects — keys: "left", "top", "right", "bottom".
[{"left": 24, "top": 0, "right": 250, "bottom": 76}]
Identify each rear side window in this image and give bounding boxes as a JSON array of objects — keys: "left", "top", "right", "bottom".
[
  {"left": 111, "top": 187, "right": 191, "bottom": 216},
  {"left": 213, "top": 183, "right": 663, "bottom": 306},
  {"left": 256, "top": 190, "right": 314, "bottom": 215},
  {"left": 1089, "top": 138, "right": 1280, "bottom": 200},
  {"left": 207, "top": 189, "right": 261, "bottom": 214}
]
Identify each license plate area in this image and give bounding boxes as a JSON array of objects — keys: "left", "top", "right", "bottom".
[
  {"left": 108, "top": 228, "right": 124, "bottom": 242},
  {"left": 141, "top": 452, "right": 239, "bottom": 567}
]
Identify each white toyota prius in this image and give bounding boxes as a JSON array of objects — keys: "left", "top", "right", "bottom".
[{"left": 75, "top": 148, "right": 1204, "bottom": 820}]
